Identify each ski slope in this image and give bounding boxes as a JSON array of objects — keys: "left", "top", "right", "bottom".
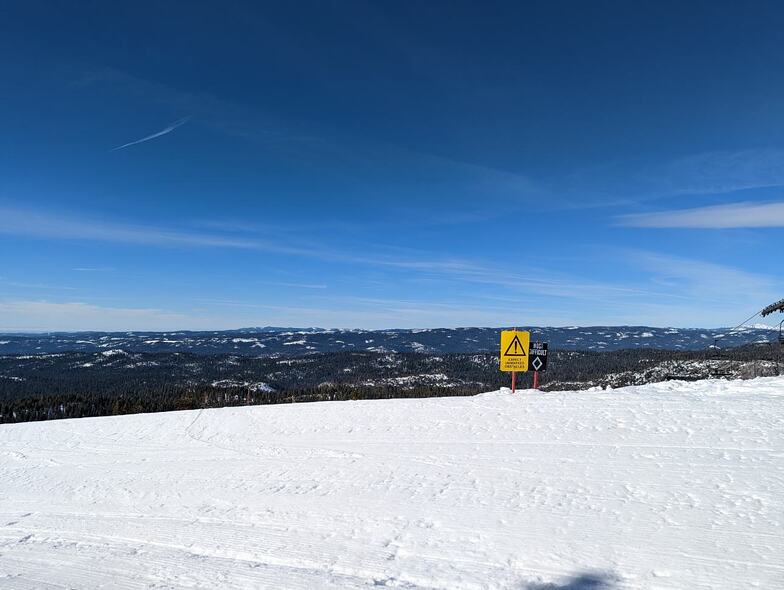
[{"left": 1, "top": 378, "right": 783, "bottom": 589}]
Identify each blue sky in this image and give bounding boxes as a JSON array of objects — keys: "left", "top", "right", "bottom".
[{"left": 1, "top": 1, "right": 783, "bottom": 331}]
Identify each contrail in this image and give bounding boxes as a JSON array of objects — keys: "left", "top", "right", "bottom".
[{"left": 110, "top": 117, "right": 190, "bottom": 151}]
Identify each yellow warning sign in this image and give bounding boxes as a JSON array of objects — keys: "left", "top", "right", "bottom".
[{"left": 500, "top": 330, "right": 530, "bottom": 372}]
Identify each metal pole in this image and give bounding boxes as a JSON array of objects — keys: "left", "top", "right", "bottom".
[
  {"left": 778, "top": 319, "right": 784, "bottom": 376},
  {"left": 533, "top": 370, "right": 539, "bottom": 390}
]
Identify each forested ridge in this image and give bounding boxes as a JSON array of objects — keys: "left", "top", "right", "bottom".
[{"left": 1, "top": 345, "right": 779, "bottom": 423}]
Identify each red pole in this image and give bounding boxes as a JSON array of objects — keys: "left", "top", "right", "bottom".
[{"left": 533, "top": 370, "right": 539, "bottom": 390}]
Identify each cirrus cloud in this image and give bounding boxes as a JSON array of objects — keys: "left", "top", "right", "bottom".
[{"left": 618, "top": 201, "right": 784, "bottom": 228}]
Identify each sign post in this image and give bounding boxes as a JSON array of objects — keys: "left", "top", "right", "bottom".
[
  {"left": 500, "top": 329, "right": 530, "bottom": 392},
  {"left": 529, "top": 342, "right": 549, "bottom": 391}
]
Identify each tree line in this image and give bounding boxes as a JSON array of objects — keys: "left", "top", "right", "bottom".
[{"left": 1, "top": 344, "right": 778, "bottom": 424}]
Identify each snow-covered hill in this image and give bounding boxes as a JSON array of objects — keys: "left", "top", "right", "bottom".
[{"left": 1, "top": 378, "right": 783, "bottom": 589}]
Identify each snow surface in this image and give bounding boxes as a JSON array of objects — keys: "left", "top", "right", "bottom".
[{"left": 1, "top": 378, "right": 784, "bottom": 589}]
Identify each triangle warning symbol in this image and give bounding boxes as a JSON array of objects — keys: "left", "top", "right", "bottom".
[{"left": 504, "top": 335, "right": 526, "bottom": 357}]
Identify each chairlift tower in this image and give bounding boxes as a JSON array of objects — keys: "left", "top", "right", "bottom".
[{"left": 760, "top": 299, "right": 784, "bottom": 375}]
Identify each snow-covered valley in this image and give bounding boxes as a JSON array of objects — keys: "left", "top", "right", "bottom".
[{"left": 1, "top": 377, "right": 783, "bottom": 589}]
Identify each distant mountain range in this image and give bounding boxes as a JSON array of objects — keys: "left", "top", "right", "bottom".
[{"left": 0, "top": 325, "right": 779, "bottom": 356}]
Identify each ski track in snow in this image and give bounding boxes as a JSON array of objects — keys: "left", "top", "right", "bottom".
[{"left": 1, "top": 377, "right": 783, "bottom": 589}]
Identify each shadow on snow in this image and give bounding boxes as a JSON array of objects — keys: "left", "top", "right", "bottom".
[{"left": 522, "top": 571, "right": 619, "bottom": 590}]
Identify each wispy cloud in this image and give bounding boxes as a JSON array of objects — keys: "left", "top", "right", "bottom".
[
  {"left": 190, "top": 297, "right": 533, "bottom": 330},
  {"left": 0, "top": 206, "right": 297, "bottom": 252},
  {"left": 556, "top": 149, "right": 784, "bottom": 210},
  {"left": 618, "top": 201, "right": 784, "bottom": 228},
  {"left": 657, "top": 150, "right": 784, "bottom": 196},
  {"left": 0, "top": 206, "right": 501, "bottom": 274},
  {"left": 0, "top": 300, "right": 199, "bottom": 332},
  {"left": 629, "top": 250, "right": 782, "bottom": 314},
  {"left": 0, "top": 207, "right": 717, "bottom": 310},
  {"left": 0, "top": 279, "right": 76, "bottom": 291},
  {"left": 0, "top": 297, "right": 384, "bottom": 332},
  {"left": 259, "top": 281, "right": 328, "bottom": 290},
  {"left": 80, "top": 66, "right": 544, "bottom": 219},
  {"left": 110, "top": 116, "right": 190, "bottom": 151},
  {"left": 4, "top": 206, "right": 781, "bottom": 329},
  {"left": 4, "top": 252, "right": 781, "bottom": 331}
]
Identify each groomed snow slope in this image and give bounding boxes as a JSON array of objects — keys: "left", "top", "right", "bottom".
[{"left": 1, "top": 378, "right": 783, "bottom": 589}]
